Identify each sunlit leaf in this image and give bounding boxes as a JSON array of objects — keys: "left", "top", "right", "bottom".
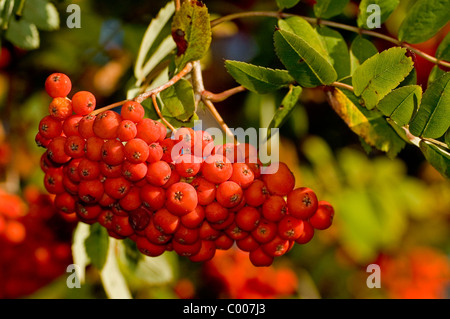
[
  {"left": 5, "top": 18, "right": 39, "bottom": 50},
  {"left": 225, "top": 60, "right": 294, "bottom": 94},
  {"left": 274, "top": 27, "right": 337, "bottom": 87},
  {"left": 22, "top": 0, "right": 59, "bottom": 31},
  {"left": 352, "top": 47, "right": 414, "bottom": 109},
  {"left": 159, "top": 78, "right": 195, "bottom": 122},
  {"left": 409, "top": 72, "right": 450, "bottom": 138},
  {"left": 172, "top": 0, "right": 211, "bottom": 68},
  {"left": 357, "top": 0, "right": 399, "bottom": 29},
  {"left": 84, "top": 223, "right": 109, "bottom": 271},
  {"left": 377, "top": 85, "right": 422, "bottom": 126},
  {"left": 326, "top": 88, "right": 406, "bottom": 158},
  {"left": 419, "top": 140, "right": 450, "bottom": 178},
  {"left": 268, "top": 85, "right": 302, "bottom": 139},
  {"left": 314, "top": 0, "right": 350, "bottom": 19},
  {"left": 349, "top": 36, "right": 378, "bottom": 74},
  {"left": 398, "top": 0, "right": 450, "bottom": 44}
]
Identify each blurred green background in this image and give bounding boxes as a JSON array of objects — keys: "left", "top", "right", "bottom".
[{"left": 0, "top": 0, "right": 448, "bottom": 299}]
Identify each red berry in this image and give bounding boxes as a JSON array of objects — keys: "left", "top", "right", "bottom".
[
  {"left": 72, "top": 91, "right": 96, "bottom": 115},
  {"left": 136, "top": 236, "right": 166, "bottom": 257},
  {"left": 251, "top": 219, "right": 277, "bottom": 244},
  {"left": 122, "top": 161, "right": 147, "bottom": 182},
  {"left": 189, "top": 240, "right": 216, "bottom": 262},
  {"left": 261, "top": 162, "right": 295, "bottom": 196},
  {"left": 146, "top": 161, "right": 172, "bottom": 186},
  {"left": 173, "top": 240, "right": 201, "bottom": 257},
  {"left": 191, "top": 176, "right": 216, "bottom": 206},
  {"left": 47, "top": 136, "right": 71, "bottom": 164},
  {"left": 104, "top": 176, "right": 132, "bottom": 199},
  {"left": 78, "top": 179, "right": 104, "bottom": 203},
  {"left": 112, "top": 215, "right": 134, "bottom": 237},
  {"left": 140, "top": 184, "right": 165, "bottom": 211},
  {"left": 295, "top": 220, "right": 314, "bottom": 244},
  {"left": 229, "top": 163, "right": 255, "bottom": 189},
  {"left": 124, "top": 138, "right": 149, "bottom": 163},
  {"left": 165, "top": 182, "right": 198, "bottom": 216},
  {"left": 244, "top": 179, "right": 269, "bottom": 207},
  {"left": 278, "top": 215, "right": 304, "bottom": 240},
  {"left": 216, "top": 181, "right": 243, "bottom": 208},
  {"left": 175, "top": 154, "right": 202, "bottom": 178},
  {"left": 100, "top": 162, "right": 123, "bottom": 178},
  {"left": 119, "top": 186, "right": 143, "bottom": 211},
  {"left": 249, "top": 247, "right": 274, "bottom": 267},
  {"left": 117, "top": 120, "right": 137, "bottom": 141},
  {"left": 101, "top": 139, "right": 125, "bottom": 166},
  {"left": 205, "top": 201, "right": 229, "bottom": 224},
  {"left": 262, "top": 195, "right": 287, "bottom": 222},
  {"left": 180, "top": 205, "right": 205, "bottom": 229},
  {"left": 77, "top": 158, "right": 101, "bottom": 180},
  {"left": 309, "top": 201, "right": 334, "bottom": 230},
  {"left": 128, "top": 207, "right": 151, "bottom": 231},
  {"left": 287, "top": 187, "right": 318, "bottom": 220},
  {"left": 39, "top": 115, "right": 63, "bottom": 139},
  {"left": 63, "top": 135, "right": 85, "bottom": 158},
  {"left": 85, "top": 136, "right": 104, "bottom": 161},
  {"left": 153, "top": 208, "right": 180, "bottom": 235},
  {"left": 78, "top": 114, "right": 96, "bottom": 138},
  {"left": 63, "top": 115, "right": 83, "bottom": 137},
  {"left": 235, "top": 206, "right": 261, "bottom": 232},
  {"left": 49, "top": 97, "right": 73, "bottom": 120},
  {"left": 136, "top": 118, "right": 160, "bottom": 144},
  {"left": 261, "top": 236, "right": 290, "bottom": 257},
  {"left": 236, "top": 235, "right": 260, "bottom": 252},
  {"left": 214, "top": 234, "right": 234, "bottom": 250},
  {"left": 173, "top": 224, "right": 200, "bottom": 245},
  {"left": 147, "top": 142, "right": 163, "bottom": 163},
  {"left": 76, "top": 203, "right": 102, "bottom": 221},
  {"left": 54, "top": 192, "right": 76, "bottom": 214},
  {"left": 201, "top": 154, "right": 233, "bottom": 184},
  {"left": 93, "top": 111, "right": 121, "bottom": 139},
  {"left": 45, "top": 73, "right": 72, "bottom": 98},
  {"left": 121, "top": 101, "right": 145, "bottom": 123}
]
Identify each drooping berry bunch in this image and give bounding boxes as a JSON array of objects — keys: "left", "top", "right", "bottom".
[{"left": 36, "top": 73, "right": 335, "bottom": 267}]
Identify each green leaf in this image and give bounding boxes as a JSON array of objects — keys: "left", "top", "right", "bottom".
[
  {"left": 172, "top": 0, "right": 211, "bottom": 68},
  {"left": 71, "top": 223, "right": 91, "bottom": 284},
  {"left": 419, "top": 140, "right": 450, "bottom": 178},
  {"left": 349, "top": 36, "right": 378, "bottom": 74},
  {"left": 445, "top": 128, "right": 450, "bottom": 147},
  {"left": 224, "top": 60, "right": 294, "bottom": 94},
  {"left": 5, "top": 18, "right": 39, "bottom": 50},
  {"left": 0, "top": 0, "right": 15, "bottom": 29},
  {"left": 428, "top": 66, "right": 446, "bottom": 87},
  {"left": 357, "top": 0, "right": 400, "bottom": 29},
  {"left": 159, "top": 78, "right": 195, "bottom": 122},
  {"left": 84, "top": 223, "right": 109, "bottom": 270},
  {"left": 437, "top": 31, "right": 450, "bottom": 60},
  {"left": 22, "top": 0, "right": 59, "bottom": 31},
  {"left": 314, "top": 0, "right": 350, "bottom": 19},
  {"left": 377, "top": 85, "right": 422, "bottom": 126},
  {"left": 276, "top": 0, "right": 300, "bottom": 9},
  {"left": 326, "top": 88, "right": 406, "bottom": 158},
  {"left": 274, "top": 28, "right": 337, "bottom": 87},
  {"left": 267, "top": 86, "right": 302, "bottom": 139},
  {"left": 100, "top": 239, "right": 132, "bottom": 299},
  {"left": 316, "top": 26, "right": 351, "bottom": 80},
  {"left": 398, "top": 0, "right": 450, "bottom": 44},
  {"left": 409, "top": 72, "right": 450, "bottom": 138},
  {"left": 352, "top": 47, "right": 414, "bottom": 109},
  {"left": 134, "top": 1, "right": 175, "bottom": 84}
]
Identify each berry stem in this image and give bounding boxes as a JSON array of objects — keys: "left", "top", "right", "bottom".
[
  {"left": 91, "top": 100, "right": 129, "bottom": 116},
  {"left": 151, "top": 93, "right": 176, "bottom": 132},
  {"left": 202, "top": 85, "right": 247, "bottom": 102},
  {"left": 202, "top": 97, "right": 236, "bottom": 140},
  {"left": 133, "top": 62, "right": 194, "bottom": 103},
  {"left": 330, "top": 81, "right": 354, "bottom": 93},
  {"left": 210, "top": 11, "right": 450, "bottom": 69}
]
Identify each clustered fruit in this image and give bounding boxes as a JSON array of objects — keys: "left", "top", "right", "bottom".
[
  {"left": 0, "top": 187, "right": 74, "bottom": 298},
  {"left": 36, "top": 73, "right": 335, "bottom": 267}
]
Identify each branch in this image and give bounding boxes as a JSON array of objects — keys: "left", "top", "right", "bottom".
[
  {"left": 201, "top": 97, "right": 236, "bottom": 139},
  {"left": 133, "top": 62, "right": 194, "bottom": 104},
  {"left": 210, "top": 11, "right": 450, "bottom": 69},
  {"left": 330, "top": 82, "right": 354, "bottom": 92},
  {"left": 202, "top": 85, "right": 246, "bottom": 102},
  {"left": 91, "top": 100, "right": 129, "bottom": 116},
  {"left": 152, "top": 94, "right": 176, "bottom": 132}
]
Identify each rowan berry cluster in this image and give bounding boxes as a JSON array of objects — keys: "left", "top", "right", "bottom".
[
  {"left": 36, "top": 73, "right": 335, "bottom": 267},
  {"left": 0, "top": 187, "right": 74, "bottom": 298}
]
